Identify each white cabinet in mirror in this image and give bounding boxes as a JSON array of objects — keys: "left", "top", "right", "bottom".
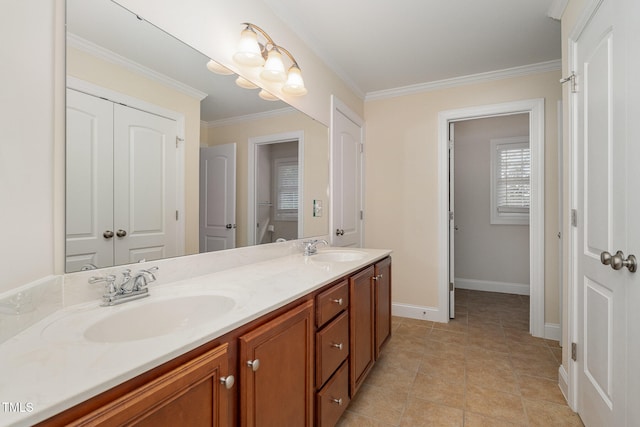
[{"left": 65, "top": 0, "right": 329, "bottom": 272}]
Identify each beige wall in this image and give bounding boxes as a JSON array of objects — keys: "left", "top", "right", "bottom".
[
  {"left": 364, "top": 70, "right": 561, "bottom": 324},
  {"left": 204, "top": 112, "right": 329, "bottom": 247},
  {"left": 454, "top": 115, "right": 530, "bottom": 286},
  {"left": 67, "top": 46, "right": 202, "bottom": 256}
]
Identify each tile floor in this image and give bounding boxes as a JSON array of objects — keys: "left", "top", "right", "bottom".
[{"left": 337, "top": 289, "right": 584, "bottom": 426}]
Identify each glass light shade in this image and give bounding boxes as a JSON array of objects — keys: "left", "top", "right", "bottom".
[
  {"left": 260, "top": 49, "right": 286, "bottom": 82},
  {"left": 206, "top": 59, "right": 234, "bottom": 75},
  {"left": 259, "top": 89, "right": 279, "bottom": 101},
  {"left": 233, "top": 28, "right": 265, "bottom": 66},
  {"left": 235, "top": 76, "right": 258, "bottom": 89},
  {"left": 282, "top": 66, "right": 308, "bottom": 95}
]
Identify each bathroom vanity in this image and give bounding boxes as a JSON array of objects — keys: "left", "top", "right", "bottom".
[{"left": 0, "top": 245, "right": 391, "bottom": 427}]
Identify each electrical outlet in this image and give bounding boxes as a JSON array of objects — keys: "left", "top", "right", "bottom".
[{"left": 313, "top": 199, "right": 323, "bottom": 217}]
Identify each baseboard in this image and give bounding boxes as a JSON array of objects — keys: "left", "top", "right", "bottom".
[
  {"left": 559, "top": 364, "right": 569, "bottom": 404},
  {"left": 455, "top": 277, "right": 530, "bottom": 295},
  {"left": 545, "top": 323, "right": 561, "bottom": 341},
  {"left": 392, "top": 303, "right": 443, "bottom": 322}
]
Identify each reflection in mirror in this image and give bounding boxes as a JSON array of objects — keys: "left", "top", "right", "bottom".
[{"left": 65, "top": 0, "right": 329, "bottom": 272}]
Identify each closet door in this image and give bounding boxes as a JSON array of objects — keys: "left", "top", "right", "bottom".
[
  {"left": 65, "top": 89, "right": 114, "bottom": 271},
  {"left": 113, "top": 104, "right": 178, "bottom": 265}
]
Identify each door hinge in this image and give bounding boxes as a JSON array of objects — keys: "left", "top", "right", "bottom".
[
  {"left": 176, "top": 136, "right": 184, "bottom": 148},
  {"left": 560, "top": 72, "right": 578, "bottom": 93},
  {"left": 176, "top": 210, "right": 179, "bottom": 221},
  {"left": 571, "top": 209, "right": 578, "bottom": 227},
  {"left": 571, "top": 342, "right": 577, "bottom": 361}
]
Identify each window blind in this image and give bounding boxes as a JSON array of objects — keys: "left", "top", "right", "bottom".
[{"left": 496, "top": 143, "right": 530, "bottom": 213}]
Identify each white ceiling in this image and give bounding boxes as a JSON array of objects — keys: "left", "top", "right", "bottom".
[{"left": 265, "top": 0, "right": 562, "bottom": 97}]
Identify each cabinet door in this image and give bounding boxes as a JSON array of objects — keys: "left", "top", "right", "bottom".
[
  {"left": 349, "top": 266, "right": 375, "bottom": 397},
  {"left": 374, "top": 257, "right": 392, "bottom": 358},
  {"left": 239, "top": 300, "right": 314, "bottom": 427},
  {"left": 68, "top": 344, "right": 232, "bottom": 426}
]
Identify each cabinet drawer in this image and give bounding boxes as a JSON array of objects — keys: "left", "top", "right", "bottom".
[
  {"left": 316, "top": 280, "right": 348, "bottom": 327},
  {"left": 316, "top": 361, "right": 350, "bottom": 427},
  {"left": 316, "top": 310, "right": 349, "bottom": 387}
]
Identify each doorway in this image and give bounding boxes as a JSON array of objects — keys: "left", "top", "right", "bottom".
[
  {"left": 247, "top": 131, "right": 304, "bottom": 245},
  {"left": 451, "top": 114, "right": 531, "bottom": 321},
  {"left": 438, "top": 99, "right": 545, "bottom": 335}
]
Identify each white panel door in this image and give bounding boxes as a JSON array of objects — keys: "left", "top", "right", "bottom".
[
  {"left": 574, "top": 0, "right": 630, "bottom": 424},
  {"left": 199, "top": 144, "right": 236, "bottom": 252},
  {"left": 113, "top": 104, "right": 177, "bottom": 265},
  {"left": 331, "top": 107, "right": 362, "bottom": 247},
  {"left": 65, "top": 89, "right": 114, "bottom": 271}
]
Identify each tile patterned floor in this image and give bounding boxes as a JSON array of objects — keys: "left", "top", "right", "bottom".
[{"left": 337, "top": 289, "right": 584, "bottom": 426}]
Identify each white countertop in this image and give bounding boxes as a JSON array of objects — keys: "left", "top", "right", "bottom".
[{"left": 0, "top": 247, "right": 391, "bottom": 427}]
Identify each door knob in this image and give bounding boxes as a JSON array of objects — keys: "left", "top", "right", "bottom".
[
  {"left": 610, "top": 251, "right": 637, "bottom": 273},
  {"left": 116, "top": 229, "right": 127, "bottom": 238},
  {"left": 103, "top": 230, "right": 114, "bottom": 239}
]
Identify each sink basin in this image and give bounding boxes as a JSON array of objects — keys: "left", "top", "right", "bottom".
[
  {"left": 84, "top": 295, "right": 236, "bottom": 343},
  {"left": 311, "top": 250, "right": 367, "bottom": 263}
]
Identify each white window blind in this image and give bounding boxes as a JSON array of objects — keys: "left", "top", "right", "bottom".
[
  {"left": 490, "top": 137, "right": 530, "bottom": 224},
  {"left": 276, "top": 159, "right": 298, "bottom": 219}
]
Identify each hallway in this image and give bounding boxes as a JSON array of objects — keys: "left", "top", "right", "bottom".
[{"left": 338, "top": 289, "right": 583, "bottom": 426}]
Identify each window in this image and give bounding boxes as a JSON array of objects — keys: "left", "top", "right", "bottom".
[
  {"left": 275, "top": 158, "right": 298, "bottom": 220},
  {"left": 490, "top": 137, "right": 530, "bottom": 225}
]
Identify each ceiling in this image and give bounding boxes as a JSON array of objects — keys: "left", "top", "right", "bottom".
[{"left": 264, "top": 0, "right": 562, "bottom": 97}]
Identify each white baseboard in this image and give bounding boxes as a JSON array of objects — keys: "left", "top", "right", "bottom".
[
  {"left": 545, "top": 323, "right": 561, "bottom": 341},
  {"left": 455, "top": 277, "right": 530, "bottom": 295},
  {"left": 559, "top": 365, "right": 569, "bottom": 404},
  {"left": 392, "top": 303, "right": 443, "bottom": 322}
]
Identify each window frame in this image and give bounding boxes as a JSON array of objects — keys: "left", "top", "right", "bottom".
[{"left": 490, "top": 136, "right": 530, "bottom": 225}]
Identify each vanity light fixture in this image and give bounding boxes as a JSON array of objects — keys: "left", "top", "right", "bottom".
[{"left": 233, "top": 23, "right": 308, "bottom": 96}]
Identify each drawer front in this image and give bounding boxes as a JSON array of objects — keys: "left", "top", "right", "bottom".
[
  {"left": 316, "top": 311, "right": 349, "bottom": 387},
  {"left": 316, "top": 280, "right": 349, "bottom": 327},
  {"left": 316, "top": 361, "right": 350, "bottom": 427}
]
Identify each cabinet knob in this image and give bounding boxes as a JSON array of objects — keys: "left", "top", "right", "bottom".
[
  {"left": 331, "top": 342, "right": 343, "bottom": 350},
  {"left": 220, "top": 375, "right": 235, "bottom": 389},
  {"left": 330, "top": 397, "right": 343, "bottom": 406},
  {"left": 331, "top": 298, "right": 343, "bottom": 306},
  {"left": 247, "top": 359, "right": 260, "bottom": 372}
]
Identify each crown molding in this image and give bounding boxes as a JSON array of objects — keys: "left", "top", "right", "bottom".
[
  {"left": 365, "top": 60, "right": 561, "bottom": 102},
  {"left": 67, "top": 33, "right": 208, "bottom": 101},
  {"left": 205, "top": 107, "right": 297, "bottom": 128}
]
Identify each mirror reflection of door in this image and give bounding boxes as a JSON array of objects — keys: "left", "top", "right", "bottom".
[
  {"left": 255, "top": 140, "right": 299, "bottom": 244},
  {"left": 66, "top": 88, "right": 179, "bottom": 272}
]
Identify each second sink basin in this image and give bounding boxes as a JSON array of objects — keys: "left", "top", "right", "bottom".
[
  {"left": 311, "top": 250, "right": 367, "bottom": 263},
  {"left": 84, "top": 294, "right": 236, "bottom": 343}
]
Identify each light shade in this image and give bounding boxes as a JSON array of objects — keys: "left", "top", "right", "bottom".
[
  {"left": 236, "top": 76, "right": 258, "bottom": 89},
  {"left": 233, "top": 27, "right": 264, "bottom": 66},
  {"left": 258, "top": 89, "right": 279, "bottom": 101},
  {"left": 206, "top": 59, "right": 234, "bottom": 75},
  {"left": 282, "top": 65, "right": 308, "bottom": 96},
  {"left": 260, "top": 49, "right": 286, "bottom": 82}
]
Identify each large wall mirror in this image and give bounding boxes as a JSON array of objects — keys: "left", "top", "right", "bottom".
[{"left": 65, "top": 0, "right": 329, "bottom": 272}]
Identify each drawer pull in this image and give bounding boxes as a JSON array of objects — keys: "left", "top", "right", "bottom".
[
  {"left": 331, "top": 397, "right": 343, "bottom": 406},
  {"left": 331, "top": 342, "right": 343, "bottom": 350},
  {"left": 220, "top": 375, "right": 235, "bottom": 389},
  {"left": 247, "top": 359, "right": 260, "bottom": 372},
  {"left": 331, "top": 298, "right": 343, "bottom": 305}
]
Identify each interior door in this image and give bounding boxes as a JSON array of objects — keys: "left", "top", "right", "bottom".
[
  {"left": 65, "top": 89, "right": 114, "bottom": 271},
  {"left": 331, "top": 105, "right": 363, "bottom": 247},
  {"left": 574, "top": 0, "right": 629, "bottom": 424},
  {"left": 448, "top": 122, "right": 455, "bottom": 318},
  {"left": 113, "top": 104, "right": 178, "bottom": 265},
  {"left": 200, "top": 143, "right": 237, "bottom": 252}
]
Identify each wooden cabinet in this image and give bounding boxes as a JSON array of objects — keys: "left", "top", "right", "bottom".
[
  {"left": 349, "top": 265, "right": 375, "bottom": 397},
  {"left": 239, "top": 300, "right": 314, "bottom": 427},
  {"left": 374, "top": 257, "right": 392, "bottom": 358},
  {"left": 62, "top": 344, "right": 233, "bottom": 426}
]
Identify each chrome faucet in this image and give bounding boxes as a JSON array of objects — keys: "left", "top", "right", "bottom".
[
  {"left": 303, "top": 239, "right": 329, "bottom": 256},
  {"left": 89, "top": 266, "right": 159, "bottom": 306}
]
